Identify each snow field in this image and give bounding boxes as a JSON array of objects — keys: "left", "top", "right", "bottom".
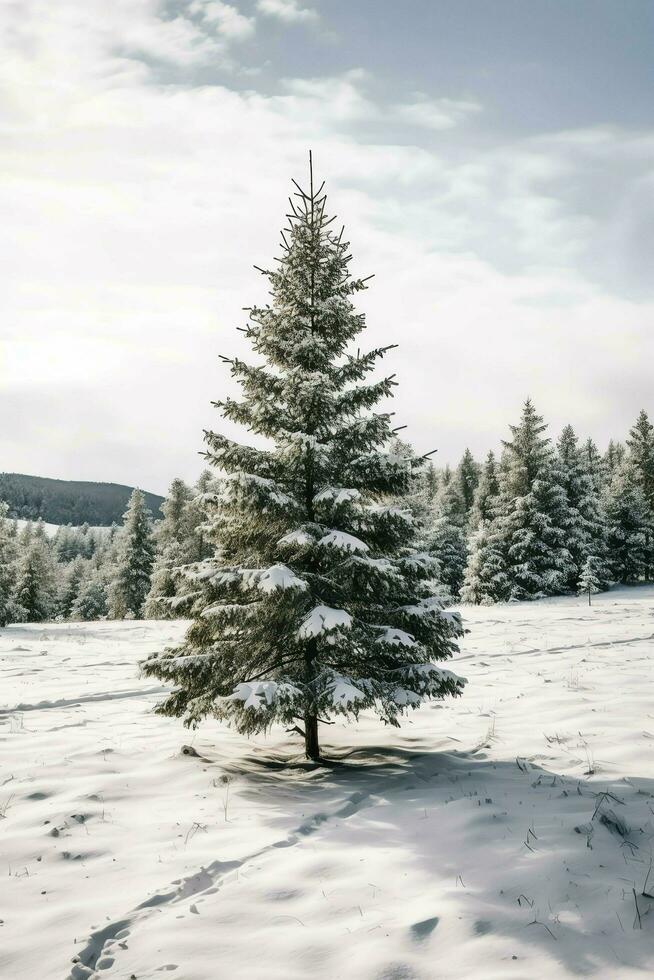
[{"left": 1, "top": 589, "right": 654, "bottom": 979}]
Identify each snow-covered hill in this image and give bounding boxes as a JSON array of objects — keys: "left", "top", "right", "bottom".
[
  {"left": 1, "top": 589, "right": 654, "bottom": 979},
  {"left": 14, "top": 519, "right": 113, "bottom": 539}
]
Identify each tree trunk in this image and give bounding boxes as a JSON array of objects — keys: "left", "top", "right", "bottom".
[{"left": 304, "top": 711, "right": 320, "bottom": 761}]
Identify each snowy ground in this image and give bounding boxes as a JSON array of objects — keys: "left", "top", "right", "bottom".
[{"left": 2, "top": 590, "right": 654, "bottom": 980}]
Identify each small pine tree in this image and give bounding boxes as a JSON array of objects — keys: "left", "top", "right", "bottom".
[
  {"left": 58, "top": 556, "right": 87, "bottom": 619},
  {"left": 109, "top": 489, "right": 155, "bottom": 618},
  {"left": 426, "top": 477, "right": 468, "bottom": 600},
  {"left": 456, "top": 449, "right": 480, "bottom": 515},
  {"left": 185, "top": 470, "right": 219, "bottom": 565},
  {"left": 468, "top": 451, "right": 500, "bottom": 530},
  {"left": 627, "top": 409, "right": 654, "bottom": 513},
  {"left": 384, "top": 438, "right": 434, "bottom": 549},
  {"left": 577, "top": 556, "right": 602, "bottom": 605},
  {"left": 604, "top": 439, "right": 625, "bottom": 479},
  {"left": 603, "top": 462, "right": 652, "bottom": 583},
  {"left": 461, "top": 521, "right": 507, "bottom": 604},
  {"left": 422, "top": 462, "right": 438, "bottom": 506},
  {"left": 493, "top": 400, "right": 573, "bottom": 600},
  {"left": 557, "top": 425, "right": 609, "bottom": 590},
  {"left": 71, "top": 574, "right": 108, "bottom": 621},
  {"left": 0, "top": 503, "right": 20, "bottom": 626},
  {"left": 142, "top": 159, "right": 466, "bottom": 760},
  {"left": 581, "top": 437, "right": 604, "bottom": 493},
  {"left": 504, "top": 468, "right": 572, "bottom": 600},
  {"left": 144, "top": 478, "right": 194, "bottom": 618},
  {"left": 18, "top": 521, "right": 34, "bottom": 549},
  {"left": 14, "top": 538, "right": 56, "bottom": 622}
]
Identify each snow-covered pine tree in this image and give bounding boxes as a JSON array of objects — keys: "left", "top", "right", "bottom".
[
  {"left": 0, "top": 502, "right": 20, "bottom": 627},
  {"left": 604, "top": 439, "right": 625, "bottom": 479},
  {"left": 422, "top": 462, "right": 438, "bottom": 506},
  {"left": 184, "top": 470, "right": 219, "bottom": 566},
  {"left": 493, "top": 399, "right": 573, "bottom": 600},
  {"left": 468, "top": 451, "right": 500, "bottom": 530},
  {"left": 461, "top": 520, "right": 508, "bottom": 604},
  {"left": 71, "top": 573, "right": 108, "bottom": 621},
  {"left": 456, "top": 448, "right": 480, "bottom": 516},
  {"left": 425, "top": 476, "right": 468, "bottom": 599},
  {"left": 58, "top": 556, "right": 87, "bottom": 619},
  {"left": 581, "top": 437, "right": 604, "bottom": 493},
  {"left": 385, "top": 438, "right": 433, "bottom": 546},
  {"left": 109, "top": 489, "right": 155, "bottom": 618},
  {"left": 556, "top": 425, "right": 609, "bottom": 591},
  {"left": 142, "top": 158, "right": 465, "bottom": 760},
  {"left": 603, "top": 461, "right": 653, "bottom": 583},
  {"left": 144, "top": 478, "right": 194, "bottom": 618},
  {"left": 461, "top": 452, "right": 506, "bottom": 603},
  {"left": 627, "top": 409, "right": 654, "bottom": 514},
  {"left": 54, "top": 525, "right": 76, "bottom": 563},
  {"left": 577, "top": 555, "right": 602, "bottom": 605},
  {"left": 18, "top": 521, "right": 34, "bottom": 549},
  {"left": 14, "top": 536, "right": 56, "bottom": 622}
]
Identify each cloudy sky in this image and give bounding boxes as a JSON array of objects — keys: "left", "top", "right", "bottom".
[{"left": 2, "top": 0, "right": 653, "bottom": 494}]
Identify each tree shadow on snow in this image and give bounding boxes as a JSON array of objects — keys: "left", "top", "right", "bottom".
[{"left": 199, "top": 739, "right": 654, "bottom": 976}]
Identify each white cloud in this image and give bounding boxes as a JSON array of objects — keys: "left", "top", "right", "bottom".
[
  {"left": 256, "top": 0, "right": 317, "bottom": 24},
  {"left": 191, "top": 0, "right": 255, "bottom": 39},
  {"left": 393, "top": 95, "right": 481, "bottom": 131},
  {"left": 1, "top": 1, "right": 653, "bottom": 492}
]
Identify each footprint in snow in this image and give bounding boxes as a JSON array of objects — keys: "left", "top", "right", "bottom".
[{"left": 409, "top": 916, "right": 439, "bottom": 942}]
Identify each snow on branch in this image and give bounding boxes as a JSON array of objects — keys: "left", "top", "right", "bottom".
[
  {"left": 277, "top": 528, "right": 316, "bottom": 548},
  {"left": 318, "top": 529, "right": 369, "bottom": 552},
  {"left": 376, "top": 627, "right": 417, "bottom": 648},
  {"left": 198, "top": 563, "right": 307, "bottom": 594},
  {"left": 298, "top": 605, "right": 353, "bottom": 638},
  {"left": 249, "top": 564, "right": 308, "bottom": 594},
  {"left": 228, "top": 680, "right": 304, "bottom": 712}
]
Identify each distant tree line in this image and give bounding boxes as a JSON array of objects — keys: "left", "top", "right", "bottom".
[
  {"left": 0, "top": 473, "right": 214, "bottom": 626},
  {"left": 0, "top": 473, "right": 164, "bottom": 526},
  {"left": 0, "top": 403, "right": 652, "bottom": 627},
  {"left": 395, "top": 401, "right": 654, "bottom": 604}
]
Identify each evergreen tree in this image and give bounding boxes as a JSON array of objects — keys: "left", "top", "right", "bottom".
[
  {"left": 604, "top": 439, "right": 625, "bottom": 479},
  {"left": 627, "top": 409, "right": 654, "bottom": 513},
  {"left": 72, "top": 574, "right": 108, "bottom": 621},
  {"left": 385, "top": 438, "right": 432, "bottom": 547},
  {"left": 456, "top": 448, "right": 480, "bottom": 515},
  {"left": 493, "top": 399, "right": 573, "bottom": 600},
  {"left": 33, "top": 519, "right": 49, "bottom": 544},
  {"left": 0, "top": 503, "right": 20, "bottom": 626},
  {"left": 58, "top": 556, "right": 86, "bottom": 619},
  {"left": 54, "top": 525, "right": 76, "bottom": 563},
  {"left": 144, "top": 478, "right": 194, "bottom": 618},
  {"left": 142, "top": 160, "right": 465, "bottom": 760},
  {"left": 109, "top": 489, "right": 155, "bottom": 618},
  {"left": 185, "top": 470, "right": 219, "bottom": 565},
  {"left": 577, "top": 556, "right": 602, "bottom": 605},
  {"left": 18, "top": 521, "right": 34, "bottom": 549},
  {"left": 14, "top": 538, "right": 56, "bottom": 622},
  {"left": 604, "top": 462, "right": 652, "bottom": 583},
  {"left": 461, "top": 452, "right": 505, "bottom": 603},
  {"left": 422, "top": 462, "right": 438, "bottom": 506},
  {"left": 468, "top": 451, "right": 500, "bottom": 529},
  {"left": 556, "top": 425, "right": 609, "bottom": 590},
  {"left": 581, "top": 437, "right": 604, "bottom": 493},
  {"left": 461, "top": 521, "right": 507, "bottom": 604},
  {"left": 426, "top": 477, "right": 468, "bottom": 599},
  {"left": 504, "top": 470, "right": 573, "bottom": 599}
]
